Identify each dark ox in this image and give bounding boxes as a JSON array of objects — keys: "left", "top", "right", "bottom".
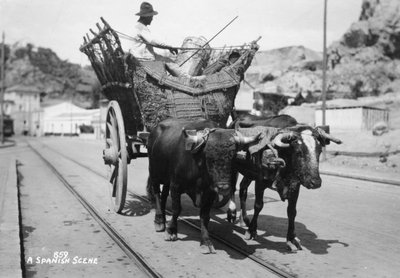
[
  {"left": 228, "top": 115, "right": 342, "bottom": 251},
  {"left": 147, "top": 118, "right": 260, "bottom": 254}
]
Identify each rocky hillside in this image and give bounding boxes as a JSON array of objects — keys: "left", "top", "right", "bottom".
[
  {"left": 327, "top": 0, "right": 400, "bottom": 98},
  {"left": 246, "top": 0, "right": 400, "bottom": 102},
  {"left": 1, "top": 43, "right": 98, "bottom": 108},
  {"left": 244, "top": 46, "right": 323, "bottom": 101}
]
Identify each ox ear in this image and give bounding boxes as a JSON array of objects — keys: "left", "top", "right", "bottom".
[
  {"left": 183, "top": 129, "right": 198, "bottom": 151},
  {"left": 182, "top": 129, "right": 207, "bottom": 154}
]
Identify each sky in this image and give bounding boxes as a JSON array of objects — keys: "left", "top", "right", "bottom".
[{"left": 0, "top": 0, "right": 362, "bottom": 66}]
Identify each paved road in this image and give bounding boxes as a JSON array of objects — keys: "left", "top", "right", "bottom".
[
  {"left": 4, "top": 136, "right": 400, "bottom": 277},
  {"left": 16, "top": 141, "right": 150, "bottom": 278},
  {"left": 20, "top": 138, "right": 281, "bottom": 278}
]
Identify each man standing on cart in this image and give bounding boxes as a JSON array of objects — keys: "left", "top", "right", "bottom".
[
  {"left": 130, "top": 2, "right": 178, "bottom": 61},
  {"left": 131, "top": 2, "right": 198, "bottom": 78}
]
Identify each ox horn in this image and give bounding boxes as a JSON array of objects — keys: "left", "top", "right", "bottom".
[
  {"left": 233, "top": 131, "right": 261, "bottom": 146},
  {"left": 315, "top": 127, "right": 342, "bottom": 144},
  {"left": 272, "top": 132, "right": 296, "bottom": 148}
]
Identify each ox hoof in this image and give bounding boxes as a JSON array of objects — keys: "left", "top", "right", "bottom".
[
  {"left": 200, "top": 244, "right": 216, "bottom": 254},
  {"left": 154, "top": 222, "right": 165, "bottom": 232},
  {"left": 227, "top": 210, "right": 237, "bottom": 223},
  {"left": 286, "top": 238, "right": 302, "bottom": 252},
  {"left": 244, "top": 230, "right": 256, "bottom": 240},
  {"left": 164, "top": 231, "right": 178, "bottom": 241},
  {"left": 239, "top": 215, "right": 250, "bottom": 227}
]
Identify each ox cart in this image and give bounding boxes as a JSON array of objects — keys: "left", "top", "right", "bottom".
[{"left": 80, "top": 18, "right": 259, "bottom": 213}]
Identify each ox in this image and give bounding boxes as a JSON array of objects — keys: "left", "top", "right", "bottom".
[
  {"left": 147, "top": 118, "right": 260, "bottom": 254},
  {"left": 226, "top": 114, "right": 298, "bottom": 222},
  {"left": 228, "top": 116, "right": 342, "bottom": 251}
]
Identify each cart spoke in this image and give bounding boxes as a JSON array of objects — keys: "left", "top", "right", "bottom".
[
  {"left": 110, "top": 165, "right": 117, "bottom": 184},
  {"left": 107, "top": 122, "right": 118, "bottom": 146},
  {"left": 111, "top": 165, "right": 119, "bottom": 197},
  {"left": 110, "top": 113, "right": 121, "bottom": 149},
  {"left": 106, "top": 138, "right": 113, "bottom": 147},
  {"left": 110, "top": 110, "right": 118, "bottom": 130}
]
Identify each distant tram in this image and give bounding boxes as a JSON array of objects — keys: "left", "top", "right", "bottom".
[{"left": 2, "top": 116, "right": 14, "bottom": 137}]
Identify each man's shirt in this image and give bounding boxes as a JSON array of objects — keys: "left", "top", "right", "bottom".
[{"left": 130, "top": 21, "right": 170, "bottom": 60}]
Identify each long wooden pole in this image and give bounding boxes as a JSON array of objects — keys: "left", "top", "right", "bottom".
[
  {"left": 321, "top": 0, "right": 328, "bottom": 160},
  {"left": 0, "top": 32, "right": 5, "bottom": 144}
]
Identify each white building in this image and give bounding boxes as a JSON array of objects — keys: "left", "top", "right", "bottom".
[
  {"left": 42, "top": 102, "right": 100, "bottom": 137},
  {"left": 4, "top": 85, "right": 42, "bottom": 136},
  {"left": 315, "top": 106, "right": 390, "bottom": 131}
]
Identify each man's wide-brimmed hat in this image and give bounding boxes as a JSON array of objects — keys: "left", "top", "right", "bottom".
[{"left": 135, "top": 2, "right": 158, "bottom": 17}]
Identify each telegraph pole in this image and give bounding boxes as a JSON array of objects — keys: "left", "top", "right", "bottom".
[
  {"left": 321, "top": 0, "right": 328, "bottom": 161},
  {"left": 0, "top": 32, "right": 5, "bottom": 144},
  {"left": 322, "top": 0, "right": 328, "bottom": 125}
]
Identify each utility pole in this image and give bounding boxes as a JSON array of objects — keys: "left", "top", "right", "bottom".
[
  {"left": 321, "top": 0, "right": 328, "bottom": 161},
  {"left": 0, "top": 32, "right": 5, "bottom": 144}
]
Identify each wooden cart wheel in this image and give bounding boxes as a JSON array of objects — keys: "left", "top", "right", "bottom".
[{"left": 104, "top": 101, "right": 128, "bottom": 213}]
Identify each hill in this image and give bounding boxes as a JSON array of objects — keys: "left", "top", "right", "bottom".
[
  {"left": 1, "top": 43, "right": 98, "bottom": 108},
  {"left": 244, "top": 46, "right": 323, "bottom": 98},
  {"left": 244, "top": 0, "right": 400, "bottom": 102},
  {"left": 327, "top": 0, "right": 400, "bottom": 98}
]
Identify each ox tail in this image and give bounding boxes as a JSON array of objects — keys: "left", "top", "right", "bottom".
[{"left": 146, "top": 177, "right": 156, "bottom": 203}]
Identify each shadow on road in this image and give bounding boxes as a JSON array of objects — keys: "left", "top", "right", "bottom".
[
  {"left": 248, "top": 214, "right": 349, "bottom": 254},
  {"left": 122, "top": 193, "right": 152, "bottom": 216}
]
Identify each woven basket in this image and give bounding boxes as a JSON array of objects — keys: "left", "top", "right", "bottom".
[
  {"left": 132, "top": 63, "right": 238, "bottom": 130},
  {"left": 173, "top": 36, "right": 211, "bottom": 76}
]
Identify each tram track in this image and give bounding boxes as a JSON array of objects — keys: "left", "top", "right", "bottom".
[
  {"left": 27, "top": 142, "right": 163, "bottom": 278},
  {"left": 29, "top": 139, "right": 295, "bottom": 278}
]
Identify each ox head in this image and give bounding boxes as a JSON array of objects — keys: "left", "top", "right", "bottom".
[
  {"left": 183, "top": 128, "right": 261, "bottom": 202},
  {"left": 270, "top": 125, "right": 342, "bottom": 198}
]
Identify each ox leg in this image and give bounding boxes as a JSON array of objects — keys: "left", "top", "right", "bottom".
[
  {"left": 148, "top": 178, "right": 166, "bottom": 232},
  {"left": 227, "top": 171, "right": 238, "bottom": 223},
  {"left": 160, "top": 184, "right": 169, "bottom": 225},
  {"left": 286, "top": 186, "right": 302, "bottom": 251},
  {"left": 239, "top": 177, "right": 252, "bottom": 227},
  {"left": 165, "top": 185, "right": 180, "bottom": 241},
  {"left": 200, "top": 193, "right": 216, "bottom": 254},
  {"left": 245, "top": 179, "right": 265, "bottom": 240},
  {"left": 226, "top": 195, "right": 237, "bottom": 223}
]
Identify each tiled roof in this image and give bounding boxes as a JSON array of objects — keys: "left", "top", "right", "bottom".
[{"left": 5, "top": 85, "right": 41, "bottom": 93}]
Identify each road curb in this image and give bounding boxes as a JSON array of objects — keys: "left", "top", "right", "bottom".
[
  {"left": 327, "top": 150, "right": 400, "bottom": 158},
  {"left": 0, "top": 158, "right": 23, "bottom": 277},
  {"left": 320, "top": 169, "right": 400, "bottom": 186},
  {"left": 0, "top": 140, "right": 16, "bottom": 149}
]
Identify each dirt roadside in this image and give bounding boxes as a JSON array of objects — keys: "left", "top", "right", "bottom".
[{"left": 323, "top": 129, "right": 400, "bottom": 176}]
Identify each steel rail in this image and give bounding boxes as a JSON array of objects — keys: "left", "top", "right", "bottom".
[
  {"left": 27, "top": 142, "right": 163, "bottom": 278},
  {"left": 35, "top": 140, "right": 295, "bottom": 278}
]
